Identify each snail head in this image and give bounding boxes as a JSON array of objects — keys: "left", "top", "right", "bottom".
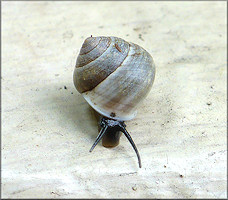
[{"left": 89, "top": 117, "right": 142, "bottom": 168}]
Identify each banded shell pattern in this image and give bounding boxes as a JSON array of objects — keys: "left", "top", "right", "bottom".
[{"left": 73, "top": 36, "right": 156, "bottom": 121}]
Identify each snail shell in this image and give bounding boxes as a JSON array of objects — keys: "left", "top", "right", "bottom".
[{"left": 73, "top": 36, "right": 156, "bottom": 121}]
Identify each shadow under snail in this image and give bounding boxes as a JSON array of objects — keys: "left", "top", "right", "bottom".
[{"left": 73, "top": 36, "right": 156, "bottom": 168}]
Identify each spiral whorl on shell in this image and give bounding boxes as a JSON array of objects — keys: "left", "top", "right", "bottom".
[{"left": 73, "top": 36, "right": 155, "bottom": 121}]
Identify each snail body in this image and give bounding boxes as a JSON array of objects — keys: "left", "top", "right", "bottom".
[{"left": 73, "top": 36, "right": 156, "bottom": 168}]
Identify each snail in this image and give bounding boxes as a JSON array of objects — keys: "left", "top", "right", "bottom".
[{"left": 73, "top": 36, "right": 156, "bottom": 168}]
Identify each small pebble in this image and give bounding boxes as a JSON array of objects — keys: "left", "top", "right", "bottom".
[{"left": 132, "top": 186, "right": 137, "bottom": 191}]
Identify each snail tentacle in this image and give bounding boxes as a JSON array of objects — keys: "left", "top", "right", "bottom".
[
  {"left": 89, "top": 125, "right": 108, "bottom": 152},
  {"left": 119, "top": 125, "right": 142, "bottom": 168},
  {"left": 90, "top": 116, "right": 141, "bottom": 168}
]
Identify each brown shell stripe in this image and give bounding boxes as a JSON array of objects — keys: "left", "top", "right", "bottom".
[
  {"left": 75, "top": 37, "right": 130, "bottom": 93},
  {"left": 79, "top": 37, "right": 101, "bottom": 55},
  {"left": 76, "top": 37, "right": 112, "bottom": 68},
  {"left": 85, "top": 46, "right": 130, "bottom": 95},
  {"left": 100, "top": 43, "right": 146, "bottom": 110}
]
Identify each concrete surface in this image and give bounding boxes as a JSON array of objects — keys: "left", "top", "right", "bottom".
[{"left": 2, "top": 1, "right": 227, "bottom": 198}]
